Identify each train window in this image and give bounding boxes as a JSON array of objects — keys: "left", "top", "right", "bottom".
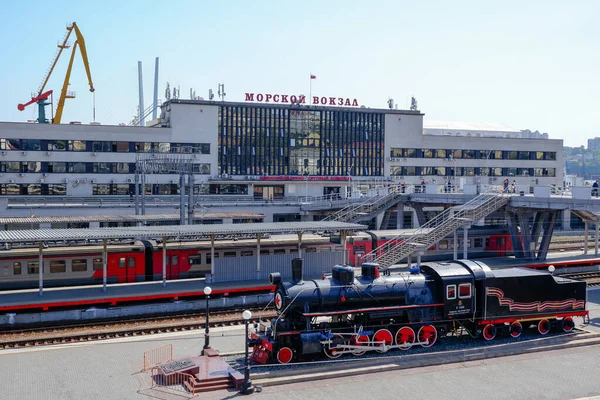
[
  {"left": 128, "top": 257, "right": 135, "bottom": 268},
  {"left": 241, "top": 250, "right": 253, "bottom": 256},
  {"left": 260, "top": 250, "right": 270, "bottom": 255},
  {"left": 27, "top": 261, "right": 39, "bottom": 274},
  {"left": 50, "top": 260, "right": 66, "bottom": 273},
  {"left": 485, "top": 238, "right": 490, "bottom": 248},
  {"left": 188, "top": 255, "right": 202, "bottom": 265},
  {"left": 71, "top": 259, "right": 88, "bottom": 272},
  {"left": 438, "top": 240, "right": 448, "bottom": 250},
  {"left": 274, "top": 249, "right": 286, "bottom": 254},
  {"left": 305, "top": 247, "right": 317, "bottom": 253},
  {"left": 13, "top": 262, "right": 21, "bottom": 275},
  {"left": 170, "top": 255, "right": 178, "bottom": 266},
  {"left": 474, "top": 238, "right": 483, "bottom": 248},
  {"left": 446, "top": 285, "right": 456, "bottom": 300},
  {"left": 206, "top": 253, "right": 219, "bottom": 264},
  {"left": 119, "top": 258, "right": 126, "bottom": 268},
  {"left": 224, "top": 251, "right": 236, "bottom": 258},
  {"left": 290, "top": 249, "right": 298, "bottom": 254},
  {"left": 467, "top": 239, "right": 472, "bottom": 248},
  {"left": 93, "top": 258, "right": 103, "bottom": 271},
  {"left": 459, "top": 283, "right": 472, "bottom": 299}
]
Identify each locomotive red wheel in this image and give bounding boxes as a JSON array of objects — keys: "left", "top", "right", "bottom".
[
  {"left": 351, "top": 334, "right": 369, "bottom": 356},
  {"left": 417, "top": 325, "right": 437, "bottom": 347},
  {"left": 276, "top": 347, "right": 293, "bottom": 364},
  {"left": 323, "top": 334, "right": 345, "bottom": 359},
  {"left": 538, "top": 319, "right": 551, "bottom": 335},
  {"left": 373, "top": 329, "right": 393, "bottom": 353},
  {"left": 395, "top": 327, "right": 416, "bottom": 350},
  {"left": 482, "top": 324, "right": 497, "bottom": 341},
  {"left": 509, "top": 321, "right": 523, "bottom": 338},
  {"left": 561, "top": 317, "right": 575, "bottom": 332}
]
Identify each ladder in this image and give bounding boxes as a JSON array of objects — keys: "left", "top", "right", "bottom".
[{"left": 361, "top": 193, "right": 510, "bottom": 268}]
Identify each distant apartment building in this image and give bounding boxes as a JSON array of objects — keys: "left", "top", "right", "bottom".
[{"left": 588, "top": 137, "right": 600, "bottom": 151}]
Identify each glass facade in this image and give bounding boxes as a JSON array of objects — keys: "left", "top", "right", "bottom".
[{"left": 219, "top": 105, "right": 384, "bottom": 176}]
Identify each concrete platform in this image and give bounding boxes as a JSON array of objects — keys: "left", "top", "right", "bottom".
[{"left": 0, "top": 289, "right": 596, "bottom": 399}]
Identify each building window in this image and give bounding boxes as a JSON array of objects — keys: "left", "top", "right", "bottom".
[
  {"left": 69, "top": 140, "right": 86, "bottom": 151},
  {"left": 49, "top": 140, "right": 67, "bottom": 151},
  {"left": 68, "top": 162, "right": 86, "bottom": 173},
  {"left": 1, "top": 162, "right": 20, "bottom": 173},
  {"left": 48, "top": 162, "right": 67, "bottom": 173},
  {"left": 423, "top": 149, "right": 433, "bottom": 158},
  {"left": 435, "top": 149, "right": 447, "bottom": 158}
]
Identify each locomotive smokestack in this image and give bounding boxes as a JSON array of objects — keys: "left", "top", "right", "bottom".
[{"left": 291, "top": 258, "right": 303, "bottom": 283}]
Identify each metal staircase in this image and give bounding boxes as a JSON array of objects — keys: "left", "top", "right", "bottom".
[
  {"left": 361, "top": 193, "right": 510, "bottom": 268},
  {"left": 322, "top": 185, "right": 407, "bottom": 223}
]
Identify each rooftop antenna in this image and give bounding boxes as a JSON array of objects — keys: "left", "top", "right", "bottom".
[
  {"left": 165, "top": 82, "right": 171, "bottom": 100},
  {"left": 410, "top": 96, "right": 418, "bottom": 111},
  {"left": 387, "top": 97, "right": 394, "bottom": 109},
  {"left": 218, "top": 83, "right": 226, "bottom": 101},
  {"left": 209, "top": 89, "right": 214, "bottom": 101}
]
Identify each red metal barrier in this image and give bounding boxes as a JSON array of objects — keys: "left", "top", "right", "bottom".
[{"left": 143, "top": 344, "right": 173, "bottom": 371}]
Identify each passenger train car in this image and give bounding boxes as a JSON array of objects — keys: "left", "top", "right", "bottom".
[{"left": 0, "top": 228, "right": 512, "bottom": 290}]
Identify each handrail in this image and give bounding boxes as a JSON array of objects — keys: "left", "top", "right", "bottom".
[
  {"left": 149, "top": 366, "right": 198, "bottom": 395},
  {"left": 361, "top": 192, "right": 510, "bottom": 267}
]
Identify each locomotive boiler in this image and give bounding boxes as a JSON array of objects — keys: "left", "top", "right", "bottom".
[{"left": 251, "top": 258, "right": 588, "bottom": 364}]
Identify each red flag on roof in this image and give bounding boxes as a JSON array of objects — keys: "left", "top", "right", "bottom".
[{"left": 310, "top": 74, "right": 317, "bottom": 79}]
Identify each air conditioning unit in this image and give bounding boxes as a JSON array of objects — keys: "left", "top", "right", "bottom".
[
  {"left": 62, "top": 178, "right": 68, "bottom": 184},
  {"left": 1, "top": 151, "right": 6, "bottom": 156},
  {"left": 8, "top": 179, "right": 14, "bottom": 183},
  {"left": 38, "top": 178, "right": 44, "bottom": 183},
  {"left": 127, "top": 178, "right": 132, "bottom": 183},
  {"left": 42, "top": 173, "right": 48, "bottom": 177},
  {"left": 18, "top": 173, "right": 24, "bottom": 177},
  {"left": 81, "top": 178, "right": 87, "bottom": 184},
  {"left": 91, "top": 179, "right": 97, "bottom": 184},
  {"left": 45, "top": 151, "right": 51, "bottom": 156},
  {"left": 92, "top": 152, "right": 97, "bottom": 156},
  {"left": 110, "top": 179, "right": 115, "bottom": 184},
  {"left": 74, "top": 179, "right": 80, "bottom": 184},
  {"left": 21, "top": 151, "right": 27, "bottom": 156},
  {"left": 386, "top": 157, "right": 392, "bottom": 161}
]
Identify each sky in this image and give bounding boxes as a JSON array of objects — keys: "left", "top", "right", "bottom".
[{"left": 1, "top": 0, "right": 598, "bottom": 147}]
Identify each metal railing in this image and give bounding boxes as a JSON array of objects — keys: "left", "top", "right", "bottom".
[
  {"left": 322, "top": 185, "right": 408, "bottom": 223},
  {"left": 143, "top": 344, "right": 173, "bottom": 371},
  {"left": 360, "top": 192, "right": 510, "bottom": 267},
  {"left": 149, "top": 366, "right": 198, "bottom": 397}
]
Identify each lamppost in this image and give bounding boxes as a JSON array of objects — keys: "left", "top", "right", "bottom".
[
  {"left": 202, "top": 286, "right": 212, "bottom": 355},
  {"left": 240, "top": 309, "right": 255, "bottom": 395}
]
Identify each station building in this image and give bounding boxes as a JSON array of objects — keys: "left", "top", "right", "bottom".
[{"left": 0, "top": 96, "right": 563, "bottom": 221}]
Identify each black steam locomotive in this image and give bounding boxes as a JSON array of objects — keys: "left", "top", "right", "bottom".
[{"left": 251, "top": 259, "right": 588, "bottom": 364}]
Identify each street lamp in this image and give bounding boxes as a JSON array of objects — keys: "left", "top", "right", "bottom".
[
  {"left": 202, "top": 286, "right": 212, "bottom": 355},
  {"left": 240, "top": 309, "right": 255, "bottom": 395}
]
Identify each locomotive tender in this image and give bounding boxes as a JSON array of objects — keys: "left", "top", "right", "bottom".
[{"left": 251, "top": 259, "right": 588, "bottom": 364}]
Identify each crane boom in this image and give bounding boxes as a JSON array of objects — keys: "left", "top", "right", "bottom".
[{"left": 18, "top": 22, "right": 94, "bottom": 124}]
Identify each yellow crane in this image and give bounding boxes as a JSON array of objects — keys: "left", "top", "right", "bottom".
[{"left": 18, "top": 22, "right": 94, "bottom": 124}]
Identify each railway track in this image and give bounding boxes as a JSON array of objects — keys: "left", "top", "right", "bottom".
[
  {"left": 0, "top": 308, "right": 276, "bottom": 350},
  {"left": 560, "top": 272, "right": 600, "bottom": 287}
]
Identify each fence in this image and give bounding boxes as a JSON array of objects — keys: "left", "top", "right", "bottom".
[
  {"left": 212, "top": 251, "right": 346, "bottom": 282},
  {"left": 143, "top": 344, "right": 173, "bottom": 371}
]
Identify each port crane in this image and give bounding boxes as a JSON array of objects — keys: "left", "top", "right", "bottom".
[{"left": 17, "top": 22, "right": 94, "bottom": 124}]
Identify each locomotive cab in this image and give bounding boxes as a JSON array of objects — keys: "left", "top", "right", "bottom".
[{"left": 420, "top": 262, "right": 476, "bottom": 319}]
